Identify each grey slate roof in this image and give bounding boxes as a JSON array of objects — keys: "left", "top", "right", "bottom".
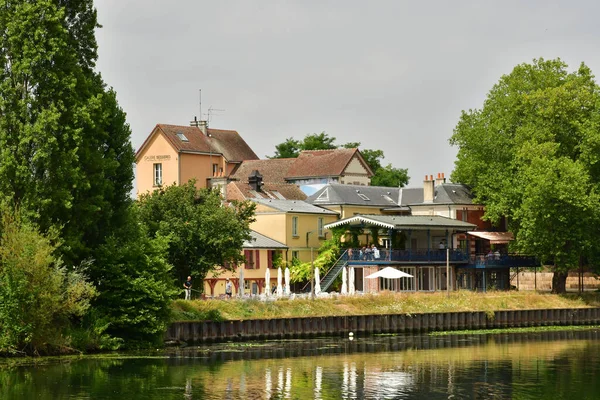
[
  {"left": 253, "top": 199, "right": 339, "bottom": 215},
  {"left": 325, "top": 214, "right": 477, "bottom": 230},
  {"left": 399, "top": 183, "right": 474, "bottom": 206},
  {"left": 306, "top": 184, "right": 402, "bottom": 207},
  {"left": 244, "top": 230, "right": 287, "bottom": 249}
]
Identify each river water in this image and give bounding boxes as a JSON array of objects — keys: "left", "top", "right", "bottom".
[{"left": 2, "top": 329, "right": 600, "bottom": 399}]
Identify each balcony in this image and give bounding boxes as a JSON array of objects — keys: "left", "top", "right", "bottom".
[{"left": 344, "top": 248, "right": 538, "bottom": 268}]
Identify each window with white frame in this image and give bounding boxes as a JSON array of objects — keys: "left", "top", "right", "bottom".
[
  {"left": 153, "top": 163, "right": 162, "bottom": 186},
  {"left": 292, "top": 216, "right": 298, "bottom": 237},
  {"left": 318, "top": 217, "right": 324, "bottom": 238}
]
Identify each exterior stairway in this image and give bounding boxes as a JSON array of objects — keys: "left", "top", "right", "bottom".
[{"left": 302, "top": 250, "right": 349, "bottom": 293}]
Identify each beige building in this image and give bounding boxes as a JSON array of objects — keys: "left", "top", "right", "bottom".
[{"left": 135, "top": 122, "right": 258, "bottom": 196}]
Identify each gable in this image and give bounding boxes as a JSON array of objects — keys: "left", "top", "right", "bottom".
[{"left": 344, "top": 155, "right": 370, "bottom": 175}]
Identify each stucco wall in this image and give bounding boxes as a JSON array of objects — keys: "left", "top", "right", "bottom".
[{"left": 136, "top": 132, "right": 179, "bottom": 196}]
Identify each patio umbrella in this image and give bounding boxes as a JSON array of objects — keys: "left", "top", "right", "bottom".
[
  {"left": 239, "top": 267, "right": 244, "bottom": 297},
  {"left": 365, "top": 267, "right": 413, "bottom": 279},
  {"left": 284, "top": 267, "right": 291, "bottom": 296},
  {"left": 277, "top": 267, "right": 283, "bottom": 297},
  {"left": 341, "top": 266, "right": 348, "bottom": 295},
  {"left": 315, "top": 267, "right": 321, "bottom": 295},
  {"left": 349, "top": 266, "right": 355, "bottom": 295},
  {"left": 265, "top": 267, "right": 271, "bottom": 297}
]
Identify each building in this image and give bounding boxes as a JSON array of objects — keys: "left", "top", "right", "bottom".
[
  {"left": 135, "top": 122, "right": 258, "bottom": 196},
  {"left": 203, "top": 230, "right": 287, "bottom": 297}
]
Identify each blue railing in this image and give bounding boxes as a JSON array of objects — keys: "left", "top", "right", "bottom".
[
  {"left": 346, "top": 248, "right": 469, "bottom": 263},
  {"left": 467, "top": 254, "right": 538, "bottom": 268}
]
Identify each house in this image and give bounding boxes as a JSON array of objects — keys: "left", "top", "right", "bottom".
[
  {"left": 226, "top": 168, "right": 307, "bottom": 202},
  {"left": 203, "top": 230, "right": 287, "bottom": 297},
  {"left": 135, "top": 121, "right": 258, "bottom": 196},
  {"left": 250, "top": 199, "right": 339, "bottom": 266}
]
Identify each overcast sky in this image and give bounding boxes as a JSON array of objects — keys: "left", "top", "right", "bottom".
[{"left": 94, "top": 1, "right": 600, "bottom": 187}]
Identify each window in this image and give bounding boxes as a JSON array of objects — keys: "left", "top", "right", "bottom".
[
  {"left": 357, "top": 193, "right": 370, "bottom": 201},
  {"left": 315, "top": 188, "right": 329, "bottom": 202},
  {"left": 292, "top": 216, "right": 298, "bottom": 237},
  {"left": 244, "top": 250, "right": 260, "bottom": 269},
  {"left": 153, "top": 163, "right": 162, "bottom": 186},
  {"left": 268, "top": 250, "right": 281, "bottom": 269},
  {"left": 176, "top": 132, "right": 188, "bottom": 142},
  {"left": 318, "top": 217, "right": 324, "bottom": 238},
  {"left": 292, "top": 250, "right": 299, "bottom": 261},
  {"left": 212, "top": 163, "right": 219, "bottom": 177}
]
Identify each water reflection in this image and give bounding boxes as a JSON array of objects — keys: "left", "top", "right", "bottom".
[{"left": 1, "top": 329, "right": 600, "bottom": 399}]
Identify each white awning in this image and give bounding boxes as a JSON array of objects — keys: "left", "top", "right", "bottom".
[
  {"left": 467, "top": 231, "right": 514, "bottom": 244},
  {"left": 365, "top": 267, "right": 413, "bottom": 279}
]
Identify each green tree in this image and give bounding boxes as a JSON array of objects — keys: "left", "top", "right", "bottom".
[
  {"left": 371, "top": 164, "right": 410, "bottom": 187},
  {"left": 0, "top": 207, "right": 96, "bottom": 355},
  {"left": 137, "top": 181, "right": 256, "bottom": 285},
  {"left": 450, "top": 58, "right": 600, "bottom": 292},
  {"left": 0, "top": 0, "right": 135, "bottom": 266},
  {"left": 271, "top": 137, "right": 302, "bottom": 158}
]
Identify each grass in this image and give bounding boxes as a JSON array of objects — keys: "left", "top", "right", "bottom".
[
  {"left": 430, "top": 325, "right": 600, "bottom": 336},
  {"left": 171, "top": 290, "right": 600, "bottom": 322}
]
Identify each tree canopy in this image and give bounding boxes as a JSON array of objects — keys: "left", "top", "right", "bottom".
[
  {"left": 269, "top": 132, "right": 409, "bottom": 187},
  {"left": 137, "top": 181, "right": 256, "bottom": 284},
  {"left": 450, "top": 58, "right": 600, "bottom": 292}
]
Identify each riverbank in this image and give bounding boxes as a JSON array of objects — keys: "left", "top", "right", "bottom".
[{"left": 171, "top": 291, "right": 600, "bottom": 322}]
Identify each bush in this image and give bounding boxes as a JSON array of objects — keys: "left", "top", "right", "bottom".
[{"left": 0, "top": 208, "right": 96, "bottom": 355}]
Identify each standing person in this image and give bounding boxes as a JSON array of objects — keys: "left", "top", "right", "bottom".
[
  {"left": 225, "top": 278, "right": 232, "bottom": 298},
  {"left": 372, "top": 244, "right": 380, "bottom": 260},
  {"left": 183, "top": 276, "right": 192, "bottom": 300}
]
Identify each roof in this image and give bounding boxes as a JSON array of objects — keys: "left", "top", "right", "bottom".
[
  {"left": 285, "top": 148, "right": 373, "bottom": 179},
  {"left": 244, "top": 230, "right": 287, "bottom": 249},
  {"left": 467, "top": 231, "right": 514, "bottom": 244},
  {"left": 324, "top": 214, "right": 477, "bottom": 230},
  {"left": 399, "top": 183, "right": 474, "bottom": 206},
  {"left": 135, "top": 124, "right": 258, "bottom": 162},
  {"left": 230, "top": 158, "right": 296, "bottom": 183},
  {"left": 252, "top": 199, "right": 339, "bottom": 215},
  {"left": 306, "top": 183, "right": 401, "bottom": 207},
  {"left": 228, "top": 181, "right": 307, "bottom": 201}
]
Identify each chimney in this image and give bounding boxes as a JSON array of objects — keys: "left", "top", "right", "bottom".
[
  {"left": 248, "top": 170, "right": 264, "bottom": 192},
  {"left": 435, "top": 172, "right": 446, "bottom": 187},
  {"left": 423, "top": 174, "right": 434, "bottom": 203},
  {"left": 198, "top": 120, "right": 208, "bottom": 136}
]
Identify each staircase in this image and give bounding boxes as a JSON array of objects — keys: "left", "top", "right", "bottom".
[{"left": 303, "top": 250, "right": 348, "bottom": 293}]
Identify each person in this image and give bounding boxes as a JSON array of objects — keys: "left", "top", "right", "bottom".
[
  {"left": 225, "top": 278, "right": 232, "bottom": 298},
  {"left": 372, "top": 244, "right": 380, "bottom": 260},
  {"left": 487, "top": 250, "right": 494, "bottom": 261},
  {"left": 183, "top": 276, "right": 192, "bottom": 300},
  {"left": 439, "top": 240, "right": 446, "bottom": 250},
  {"left": 364, "top": 246, "right": 373, "bottom": 261},
  {"left": 494, "top": 249, "right": 501, "bottom": 260},
  {"left": 360, "top": 247, "right": 365, "bottom": 260}
]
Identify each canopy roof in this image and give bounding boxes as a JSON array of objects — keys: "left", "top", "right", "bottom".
[
  {"left": 324, "top": 214, "right": 477, "bottom": 231},
  {"left": 467, "top": 231, "right": 514, "bottom": 244},
  {"left": 366, "top": 267, "right": 413, "bottom": 279}
]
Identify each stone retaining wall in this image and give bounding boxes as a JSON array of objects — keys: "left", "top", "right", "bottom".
[{"left": 166, "top": 307, "right": 600, "bottom": 344}]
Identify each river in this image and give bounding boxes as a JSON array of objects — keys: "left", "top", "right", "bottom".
[{"left": 2, "top": 329, "right": 600, "bottom": 399}]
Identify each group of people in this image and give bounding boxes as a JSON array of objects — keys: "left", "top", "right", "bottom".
[{"left": 348, "top": 244, "right": 381, "bottom": 261}]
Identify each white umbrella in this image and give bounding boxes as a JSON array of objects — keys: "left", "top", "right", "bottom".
[
  {"left": 265, "top": 267, "right": 271, "bottom": 297},
  {"left": 277, "top": 267, "right": 283, "bottom": 297},
  {"left": 284, "top": 267, "right": 291, "bottom": 296},
  {"left": 365, "top": 267, "right": 413, "bottom": 279},
  {"left": 239, "top": 267, "right": 244, "bottom": 297},
  {"left": 341, "top": 266, "right": 348, "bottom": 295},
  {"left": 315, "top": 266, "right": 321, "bottom": 295},
  {"left": 349, "top": 266, "right": 355, "bottom": 295}
]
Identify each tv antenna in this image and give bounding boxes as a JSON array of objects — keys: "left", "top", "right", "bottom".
[{"left": 207, "top": 106, "right": 225, "bottom": 124}]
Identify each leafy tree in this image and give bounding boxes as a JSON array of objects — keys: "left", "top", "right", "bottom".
[
  {"left": 0, "top": 0, "right": 135, "bottom": 266},
  {"left": 0, "top": 207, "right": 96, "bottom": 355},
  {"left": 450, "top": 58, "right": 600, "bottom": 292},
  {"left": 269, "top": 134, "right": 409, "bottom": 187},
  {"left": 137, "top": 181, "right": 256, "bottom": 285},
  {"left": 92, "top": 206, "right": 177, "bottom": 346}
]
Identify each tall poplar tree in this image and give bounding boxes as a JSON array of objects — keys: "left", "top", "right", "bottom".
[{"left": 0, "top": 0, "right": 135, "bottom": 265}]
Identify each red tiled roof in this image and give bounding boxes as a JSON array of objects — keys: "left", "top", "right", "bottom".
[
  {"left": 285, "top": 148, "right": 372, "bottom": 178},
  {"left": 230, "top": 158, "right": 296, "bottom": 183},
  {"left": 227, "top": 181, "right": 307, "bottom": 201},
  {"left": 136, "top": 124, "right": 258, "bottom": 162}
]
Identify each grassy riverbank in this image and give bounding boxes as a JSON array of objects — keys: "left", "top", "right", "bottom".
[{"left": 171, "top": 291, "right": 600, "bottom": 322}]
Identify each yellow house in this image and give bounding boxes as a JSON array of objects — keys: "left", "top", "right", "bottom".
[
  {"left": 250, "top": 199, "right": 339, "bottom": 265},
  {"left": 135, "top": 122, "right": 258, "bottom": 197},
  {"left": 203, "top": 230, "right": 287, "bottom": 297}
]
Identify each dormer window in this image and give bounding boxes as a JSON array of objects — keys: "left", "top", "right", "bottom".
[{"left": 315, "top": 188, "right": 329, "bottom": 202}]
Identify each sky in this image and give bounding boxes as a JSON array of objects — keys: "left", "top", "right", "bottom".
[{"left": 93, "top": 1, "right": 600, "bottom": 187}]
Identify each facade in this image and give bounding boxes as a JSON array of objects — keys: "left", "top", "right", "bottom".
[
  {"left": 250, "top": 199, "right": 339, "bottom": 266},
  {"left": 203, "top": 230, "right": 287, "bottom": 297},
  {"left": 135, "top": 122, "right": 258, "bottom": 196}
]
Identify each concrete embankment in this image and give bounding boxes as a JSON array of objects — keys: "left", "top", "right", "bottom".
[{"left": 166, "top": 307, "right": 600, "bottom": 344}]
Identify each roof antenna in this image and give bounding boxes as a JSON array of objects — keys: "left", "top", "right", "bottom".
[
  {"left": 190, "top": 89, "right": 203, "bottom": 127},
  {"left": 207, "top": 106, "right": 225, "bottom": 124}
]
